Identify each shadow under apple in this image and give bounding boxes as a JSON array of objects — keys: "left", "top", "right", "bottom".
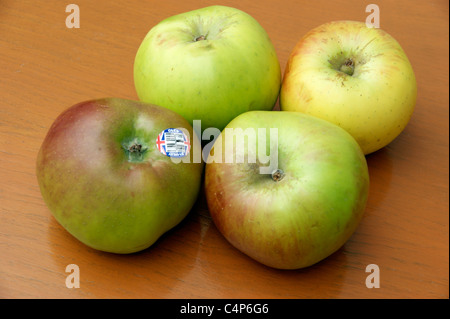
[
  {"left": 191, "top": 209, "right": 350, "bottom": 299},
  {"left": 364, "top": 147, "right": 394, "bottom": 216},
  {"left": 47, "top": 193, "right": 205, "bottom": 298}
]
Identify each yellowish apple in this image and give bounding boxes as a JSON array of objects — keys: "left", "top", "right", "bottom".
[{"left": 280, "top": 20, "right": 417, "bottom": 154}]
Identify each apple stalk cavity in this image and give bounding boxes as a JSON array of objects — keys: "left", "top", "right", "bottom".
[
  {"left": 339, "top": 58, "right": 355, "bottom": 76},
  {"left": 271, "top": 169, "right": 285, "bottom": 182},
  {"left": 194, "top": 35, "right": 207, "bottom": 41},
  {"left": 122, "top": 138, "right": 148, "bottom": 163}
]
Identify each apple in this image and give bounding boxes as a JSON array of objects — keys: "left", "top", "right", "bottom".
[
  {"left": 280, "top": 20, "right": 417, "bottom": 155},
  {"left": 204, "top": 111, "right": 369, "bottom": 269},
  {"left": 36, "top": 98, "right": 203, "bottom": 253},
  {"left": 134, "top": 5, "right": 281, "bottom": 131}
]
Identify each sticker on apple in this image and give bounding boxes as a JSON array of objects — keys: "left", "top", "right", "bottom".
[{"left": 156, "top": 128, "right": 190, "bottom": 158}]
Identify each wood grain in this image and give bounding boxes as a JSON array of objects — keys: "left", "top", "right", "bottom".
[{"left": 0, "top": 0, "right": 448, "bottom": 299}]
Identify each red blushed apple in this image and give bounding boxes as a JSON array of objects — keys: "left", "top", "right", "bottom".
[
  {"left": 36, "top": 98, "right": 203, "bottom": 253},
  {"left": 205, "top": 111, "right": 369, "bottom": 269}
]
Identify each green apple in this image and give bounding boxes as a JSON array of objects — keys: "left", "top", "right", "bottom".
[
  {"left": 280, "top": 20, "right": 417, "bottom": 155},
  {"left": 204, "top": 111, "right": 369, "bottom": 269},
  {"left": 36, "top": 98, "right": 203, "bottom": 253},
  {"left": 134, "top": 5, "right": 281, "bottom": 131}
]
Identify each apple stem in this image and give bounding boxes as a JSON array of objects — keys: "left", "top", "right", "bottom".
[
  {"left": 194, "top": 35, "right": 207, "bottom": 41},
  {"left": 122, "top": 138, "right": 148, "bottom": 162},
  {"left": 271, "top": 169, "right": 285, "bottom": 182},
  {"left": 340, "top": 59, "right": 355, "bottom": 76}
]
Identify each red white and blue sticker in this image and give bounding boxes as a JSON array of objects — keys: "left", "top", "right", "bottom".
[{"left": 156, "top": 128, "right": 190, "bottom": 158}]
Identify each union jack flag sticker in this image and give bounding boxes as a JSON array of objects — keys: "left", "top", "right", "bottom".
[{"left": 156, "top": 128, "right": 191, "bottom": 158}]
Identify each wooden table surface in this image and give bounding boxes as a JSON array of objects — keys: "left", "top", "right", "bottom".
[{"left": 1, "top": 0, "right": 448, "bottom": 299}]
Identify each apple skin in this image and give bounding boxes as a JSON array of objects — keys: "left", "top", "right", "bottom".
[
  {"left": 36, "top": 98, "right": 203, "bottom": 254},
  {"left": 205, "top": 111, "right": 369, "bottom": 269},
  {"left": 280, "top": 20, "right": 417, "bottom": 155},
  {"left": 134, "top": 5, "right": 281, "bottom": 131}
]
